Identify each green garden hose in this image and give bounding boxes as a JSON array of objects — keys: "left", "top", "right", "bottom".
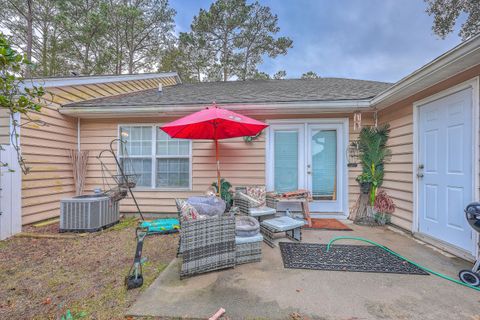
[{"left": 326, "top": 236, "right": 480, "bottom": 292}]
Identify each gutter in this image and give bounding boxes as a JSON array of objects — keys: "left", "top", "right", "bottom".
[
  {"left": 59, "top": 99, "right": 373, "bottom": 118},
  {"left": 23, "top": 72, "right": 180, "bottom": 89}
]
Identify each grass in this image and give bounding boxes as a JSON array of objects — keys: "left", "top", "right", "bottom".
[
  {"left": 0, "top": 218, "right": 178, "bottom": 319},
  {"left": 109, "top": 216, "right": 139, "bottom": 231}
]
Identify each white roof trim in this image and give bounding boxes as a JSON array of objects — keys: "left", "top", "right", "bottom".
[
  {"left": 24, "top": 72, "right": 181, "bottom": 88},
  {"left": 372, "top": 33, "right": 480, "bottom": 109},
  {"left": 59, "top": 99, "right": 372, "bottom": 118}
]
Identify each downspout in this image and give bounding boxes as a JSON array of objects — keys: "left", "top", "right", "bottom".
[{"left": 77, "top": 117, "right": 81, "bottom": 151}]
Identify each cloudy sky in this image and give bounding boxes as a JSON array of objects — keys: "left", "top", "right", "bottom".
[{"left": 169, "top": 0, "right": 465, "bottom": 83}]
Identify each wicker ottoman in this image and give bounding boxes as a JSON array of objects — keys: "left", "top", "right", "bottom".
[{"left": 235, "top": 234, "right": 263, "bottom": 265}]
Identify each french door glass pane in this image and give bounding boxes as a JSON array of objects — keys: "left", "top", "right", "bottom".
[
  {"left": 311, "top": 130, "right": 336, "bottom": 200},
  {"left": 274, "top": 130, "right": 298, "bottom": 192},
  {"left": 156, "top": 158, "right": 189, "bottom": 188}
]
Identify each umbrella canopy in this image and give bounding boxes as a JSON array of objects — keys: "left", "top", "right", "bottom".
[
  {"left": 160, "top": 105, "right": 268, "bottom": 195},
  {"left": 160, "top": 106, "right": 268, "bottom": 140}
]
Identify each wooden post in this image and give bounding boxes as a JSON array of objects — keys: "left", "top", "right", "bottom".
[
  {"left": 302, "top": 200, "right": 312, "bottom": 227},
  {"left": 215, "top": 139, "right": 221, "bottom": 196}
]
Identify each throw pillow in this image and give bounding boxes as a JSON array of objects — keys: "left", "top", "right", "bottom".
[
  {"left": 178, "top": 199, "right": 203, "bottom": 222},
  {"left": 246, "top": 185, "right": 266, "bottom": 206}
]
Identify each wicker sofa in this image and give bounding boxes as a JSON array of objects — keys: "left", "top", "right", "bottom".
[{"left": 175, "top": 199, "right": 236, "bottom": 279}]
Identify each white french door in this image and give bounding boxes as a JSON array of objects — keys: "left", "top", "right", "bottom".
[{"left": 267, "top": 120, "right": 347, "bottom": 214}]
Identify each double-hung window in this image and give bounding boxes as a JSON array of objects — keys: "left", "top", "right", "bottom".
[{"left": 119, "top": 125, "right": 191, "bottom": 189}]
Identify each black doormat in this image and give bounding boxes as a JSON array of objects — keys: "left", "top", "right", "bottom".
[{"left": 279, "top": 242, "right": 429, "bottom": 275}]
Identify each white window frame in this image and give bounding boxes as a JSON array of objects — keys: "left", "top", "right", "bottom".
[{"left": 118, "top": 124, "right": 192, "bottom": 191}]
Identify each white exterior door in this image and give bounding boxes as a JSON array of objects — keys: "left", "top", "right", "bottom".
[
  {"left": 418, "top": 88, "right": 474, "bottom": 253},
  {"left": 0, "top": 117, "right": 21, "bottom": 240},
  {"left": 267, "top": 120, "right": 347, "bottom": 215}
]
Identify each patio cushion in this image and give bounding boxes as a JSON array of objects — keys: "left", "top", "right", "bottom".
[
  {"left": 246, "top": 186, "right": 266, "bottom": 206},
  {"left": 249, "top": 206, "right": 276, "bottom": 217},
  {"left": 235, "top": 216, "right": 260, "bottom": 237},
  {"left": 177, "top": 199, "right": 205, "bottom": 222},
  {"left": 187, "top": 196, "right": 226, "bottom": 217},
  {"left": 261, "top": 216, "right": 305, "bottom": 232},
  {"left": 235, "top": 234, "right": 263, "bottom": 244}
]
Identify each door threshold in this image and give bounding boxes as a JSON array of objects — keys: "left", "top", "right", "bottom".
[{"left": 413, "top": 232, "right": 476, "bottom": 262}]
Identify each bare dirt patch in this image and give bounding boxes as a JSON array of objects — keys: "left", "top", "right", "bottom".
[{"left": 0, "top": 218, "right": 178, "bottom": 320}]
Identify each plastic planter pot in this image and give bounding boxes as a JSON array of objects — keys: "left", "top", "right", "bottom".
[
  {"left": 359, "top": 182, "right": 371, "bottom": 194},
  {"left": 374, "top": 212, "right": 391, "bottom": 225}
]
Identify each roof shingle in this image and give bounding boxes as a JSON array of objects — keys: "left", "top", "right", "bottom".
[{"left": 64, "top": 78, "right": 392, "bottom": 108}]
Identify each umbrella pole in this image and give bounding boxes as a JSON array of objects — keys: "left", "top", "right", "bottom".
[{"left": 215, "top": 139, "right": 221, "bottom": 196}]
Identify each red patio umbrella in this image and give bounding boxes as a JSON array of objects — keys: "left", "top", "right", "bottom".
[{"left": 160, "top": 105, "right": 268, "bottom": 195}]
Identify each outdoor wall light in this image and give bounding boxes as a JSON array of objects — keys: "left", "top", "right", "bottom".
[{"left": 347, "top": 140, "right": 360, "bottom": 167}]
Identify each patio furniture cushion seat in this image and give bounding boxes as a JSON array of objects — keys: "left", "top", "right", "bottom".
[
  {"left": 235, "top": 216, "right": 260, "bottom": 237},
  {"left": 260, "top": 216, "right": 305, "bottom": 247},
  {"left": 261, "top": 216, "right": 305, "bottom": 232},
  {"left": 187, "top": 196, "right": 226, "bottom": 217},
  {"left": 249, "top": 206, "right": 276, "bottom": 217},
  {"left": 235, "top": 233, "right": 263, "bottom": 244}
]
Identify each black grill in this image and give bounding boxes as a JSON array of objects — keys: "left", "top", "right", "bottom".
[{"left": 465, "top": 202, "right": 480, "bottom": 234}]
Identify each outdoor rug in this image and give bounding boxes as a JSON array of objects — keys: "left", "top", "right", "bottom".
[
  {"left": 304, "top": 218, "right": 353, "bottom": 231},
  {"left": 279, "top": 242, "right": 429, "bottom": 275}
]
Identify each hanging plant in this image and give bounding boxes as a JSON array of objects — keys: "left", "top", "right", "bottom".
[
  {"left": 356, "top": 124, "right": 391, "bottom": 206},
  {"left": 0, "top": 33, "right": 45, "bottom": 174},
  {"left": 243, "top": 130, "right": 263, "bottom": 143}
]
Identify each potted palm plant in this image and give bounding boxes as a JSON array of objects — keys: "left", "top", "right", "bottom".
[
  {"left": 357, "top": 124, "right": 392, "bottom": 210},
  {"left": 212, "top": 178, "right": 234, "bottom": 210}
]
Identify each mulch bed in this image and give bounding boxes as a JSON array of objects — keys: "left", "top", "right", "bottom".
[
  {"left": 279, "top": 242, "right": 429, "bottom": 275},
  {"left": 0, "top": 218, "right": 178, "bottom": 320}
]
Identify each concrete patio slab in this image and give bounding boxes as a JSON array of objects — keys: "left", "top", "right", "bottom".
[{"left": 128, "top": 223, "right": 479, "bottom": 320}]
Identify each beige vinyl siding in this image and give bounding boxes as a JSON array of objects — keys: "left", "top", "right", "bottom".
[
  {"left": 80, "top": 113, "right": 372, "bottom": 215},
  {"left": 80, "top": 118, "right": 265, "bottom": 213},
  {"left": 20, "top": 77, "right": 178, "bottom": 225},
  {"left": 378, "top": 105, "right": 414, "bottom": 230},
  {"left": 0, "top": 108, "right": 10, "bottom": 145},
  {"left": 378, "top": 64, "right": 480, "bottom": 231}
]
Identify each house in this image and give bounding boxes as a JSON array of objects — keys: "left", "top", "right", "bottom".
[{"left": 0, "top": 34, "right": 479, "bottom": 262}]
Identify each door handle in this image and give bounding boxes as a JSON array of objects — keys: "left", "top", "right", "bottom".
[
  {"left": 417, "top": 164, "right": 424, "bottom": 178},
  {"left": 307, "top": 171, "right": 311, "bottom": 175}
]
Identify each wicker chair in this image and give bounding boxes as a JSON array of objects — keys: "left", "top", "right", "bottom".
[
  {"left": 175, "top": 199, "right": 236, "bottom": 279},
  {"left": 234, "top": 186, "right": 276, "bottom": 221}
]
